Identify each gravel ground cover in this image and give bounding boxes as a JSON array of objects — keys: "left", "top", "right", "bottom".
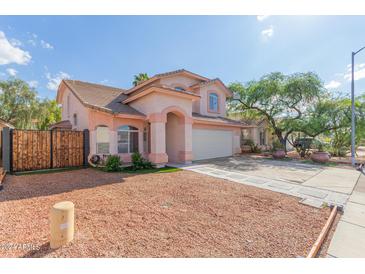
[{"left": 0, "top": 168, "right": 330, "bottom": 258}]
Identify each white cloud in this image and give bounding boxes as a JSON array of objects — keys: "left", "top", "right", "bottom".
[
  {"left": 0, "top": 31, "right": 31, "bottom": 65},
  {"left": 27, "top": 33, "right": 38, "bottom": 46},
  {"left": 46, "top": 71, "right": 70, "bottom": 91},
  {"left": 28, "top": 80, "right": 38, "bottom": 88},
  {"left": 257, "top": 15, "right": 270, "bottom": 21},
  {"left": 6, "top": 68, "right": 17, "bottom": 77},
  {"left": 324, "top": 80, "right": 341, "bottom": 89},
  {"left": 40, "top": 40, "right": 54, "bottom": 49},
  {"left": 10, "top": 38, "right": 22, "bottom": 47},
  {"left": 261, "top": 25, "right": 274, "bottom": 40},
  {"left": 27, "top": 39, "right": 36, "bottom": 46},
  {"left": 344, "top": 63, "right": 365, "bottom": 81}
]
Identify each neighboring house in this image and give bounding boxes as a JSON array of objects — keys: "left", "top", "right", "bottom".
[
  {"left": 240, "top": 119, "right": 273, "bottom": 151},
  {"left": 228, "top": 111, "right": 273, "bottom": 151},
  {"left": 56, "top": 69, "right": 255, "bottom": 166}
]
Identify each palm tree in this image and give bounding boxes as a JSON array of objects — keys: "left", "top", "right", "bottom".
[{"left": 133, "top": 73, "right": 149, "bottom": 86}]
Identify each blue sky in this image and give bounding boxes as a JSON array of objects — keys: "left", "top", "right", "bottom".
[{"left": 0, "top": 16, "right": 365, "bottom": 99}]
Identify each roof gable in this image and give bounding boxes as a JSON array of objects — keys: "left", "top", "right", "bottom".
[
  {"left": 125, "top": 69, "right": 209, "bottom": 95},
  {"left": 191, "top": 78, "right": 233, "bottom": 97}
]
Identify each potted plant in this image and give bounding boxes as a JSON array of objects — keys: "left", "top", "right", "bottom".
[
  {"left": 272, "top": 140, "right": 286, "bottom": 159},
  {"left": 311, "top": 142, "right": 330, "bottom": 163}
]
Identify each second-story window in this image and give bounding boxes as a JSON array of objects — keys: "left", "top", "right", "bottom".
[{"left": 209, "top": 93, "right": 219, "bottom": 112}]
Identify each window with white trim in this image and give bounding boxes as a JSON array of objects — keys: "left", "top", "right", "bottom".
[
  {"left": 118, "top": 125, "right": 139, "bottom": 153},
  {"left": 209, "top": 93, "right": 218, "bottom": 112},
  {"left": 96, "top": 126, "right": 110, "bottom": 154}
]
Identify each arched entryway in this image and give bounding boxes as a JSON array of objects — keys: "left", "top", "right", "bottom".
[
  {"left": 165, "top": 112, "right": 185, "bottom": 163},
  {"left": 148, "top": 106, "right": 193, "bottom": 165}
]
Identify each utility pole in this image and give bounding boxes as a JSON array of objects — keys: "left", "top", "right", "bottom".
[{"left": 351, "top": 46, "right": 365, "bottom": 166}]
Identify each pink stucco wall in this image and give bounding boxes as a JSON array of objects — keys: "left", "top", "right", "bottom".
[
  {"left": 166, "top": 112, "right": 185, "bottom": 163},
  {"left": 60, "top": 87, "right": 89, "bottom": 130},
  {"left": 198, "top": 85, "right": 227, "bottom": 117}
]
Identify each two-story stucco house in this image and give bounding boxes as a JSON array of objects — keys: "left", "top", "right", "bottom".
[{"left": 56, "top": 69, "right": 257, "bottom": 166}]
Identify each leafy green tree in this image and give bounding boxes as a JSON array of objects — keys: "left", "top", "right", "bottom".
[
  {"left": 36, "top": 99, "right": 62, "bottom": 130},
  {"left": 229, "top": 72, "right": 325, "bottom": 150},
  {"left": 132, "top": 73, "right": 149, "bottom": 86},
  {"left": 0, "top": 79, "right": 38, "bottom": 129},
  {"left": 0, "top": 78, "right": 61, "bottom": 129},
  {"left": 320, "top": 96, "right": 365, "bottom": 156}
]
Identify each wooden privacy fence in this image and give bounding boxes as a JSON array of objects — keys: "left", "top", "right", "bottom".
[{"left": 1, "top": 128, "right": 89, "bottom": 173}]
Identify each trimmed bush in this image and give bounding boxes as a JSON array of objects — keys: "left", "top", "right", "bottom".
[
  {"left": 105, "top": 155, "right": 122, "bottom": 172},
  {"left": 131, "top": 152, "right": 153, "bottom": 170}
]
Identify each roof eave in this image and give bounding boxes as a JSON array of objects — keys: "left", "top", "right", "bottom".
[
  {"left": 192, "top": 118, "right": 249, "bottom": 128},
  {"left": 123, "top": 86, "right": 200, "bottom": 104}
]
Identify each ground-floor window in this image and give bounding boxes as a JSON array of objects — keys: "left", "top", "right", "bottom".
[
  {"left": 118, "top": 125, "right": 139, "bottom": 153},
  {"left": 96, "top": 125, "right": 110, "bottom": 154}
]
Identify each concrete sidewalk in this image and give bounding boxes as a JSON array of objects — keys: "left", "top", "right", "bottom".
[{"left": 327, "top": 173, "right": 365, "bottom": 258}]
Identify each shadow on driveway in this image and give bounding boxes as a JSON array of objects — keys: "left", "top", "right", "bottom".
[{"left": 0, "top": 168, "right": 128, "bottom": 202}]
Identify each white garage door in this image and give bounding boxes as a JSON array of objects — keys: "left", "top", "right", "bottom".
[{"left": 192, "top": 129, "right": 233, "bottom": 160}]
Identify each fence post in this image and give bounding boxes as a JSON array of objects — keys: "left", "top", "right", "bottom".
[
  {"left": 50, "top": 130, "right": 54, "bottom": 169},
  {"left": 83, "top": 129, "right": 90, "bottom": 167},
  {"left": 2, "top": 127, "right": 12, "bottom": 173}
]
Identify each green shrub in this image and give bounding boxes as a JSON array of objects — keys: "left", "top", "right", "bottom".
[
  {"left": 131, "top": 152, "right": 153, "bottom": 170},
  {"left": 105, "top": 155, "right": 122, "bottom": 172},
  {"left": 272, "top": 139, "right": 284, "bottom": 151},
  {"left": 242, "top": 139, "right": 254, "bottom": 146},
  {"left": 251, "top": 144, "right": 262, "bottom": 153}
]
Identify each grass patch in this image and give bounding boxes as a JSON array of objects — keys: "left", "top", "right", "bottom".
[
  {"left": 14, "top": 166, "right": 84, "bottom": 176},
  {"left": 121, "top": 166, "right": 181, "bottom": 174},
  {"left": 95, "top": 166, "right": 181, "bottom": 174},
  {"left": 299, "top": 159, "right": 338, "bottom": 166}
]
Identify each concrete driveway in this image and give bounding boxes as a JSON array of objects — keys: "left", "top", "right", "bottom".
[
  {"left": 176, "top": 155, "right": 361, "bottom": 208},
  {"left": 193, "top": 156, "right": 360, "bottom": 194}
]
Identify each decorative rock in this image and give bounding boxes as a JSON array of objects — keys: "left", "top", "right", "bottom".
[
  {"left": 272, "top": 150, "right": 286, "bottom": 159},
  {"left": 311, "top": 151, "right": 330, "bottom": 163}
]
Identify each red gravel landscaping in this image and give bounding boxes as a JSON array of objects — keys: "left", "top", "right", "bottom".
[{"left": 0, "top": 168, "right": 330, "bottom": 258}]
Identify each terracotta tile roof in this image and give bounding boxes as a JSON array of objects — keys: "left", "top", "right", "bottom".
[
  {"left": 125, "top": 69, "right": 209, "bottom": 95},
  {"left": 153, "top": 69, "right": 209, "bottom": 81},
  {"left": 49, "top": 120, "right": 72, "bottom": 130},
  {"left": 192, "top": 112, "right": 248, "bottom": 126},
  {"left": 190, "top": 78, "right": 233, "bottom": 96},
  {"left": 63, "top": 80, "right": 145, "bottom": 116}
]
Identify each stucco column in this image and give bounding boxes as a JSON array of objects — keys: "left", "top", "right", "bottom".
[
  {"left": 90, "top": 130, "right": 96, "bottom": 155},
  {"left": 233, "top": 129, "right": 241, "bottom": 154},
  {"left": 178, "top": 120, "right": 193, "bottom": 164},
  {"left": 109, "top": 130, "right": 118, "bottom": 154},
  {"left": 149, "top": 121, "right": 168, "bottom": 166}
]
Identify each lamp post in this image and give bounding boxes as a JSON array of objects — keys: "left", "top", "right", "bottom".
[{"left": 351, "top": 46, "right": 365, "bottom": 166}]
